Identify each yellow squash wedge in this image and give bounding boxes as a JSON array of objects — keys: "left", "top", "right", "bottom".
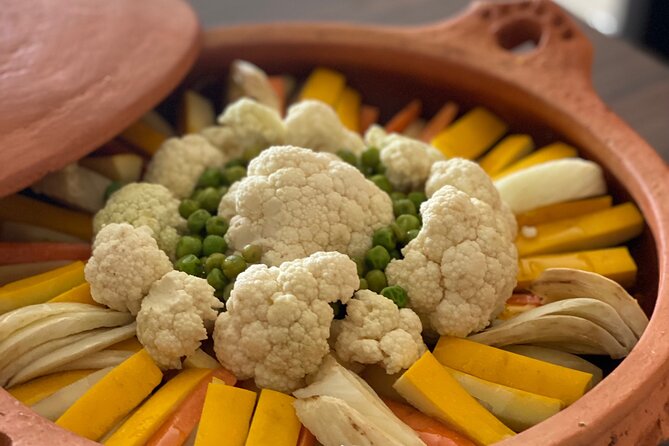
[
  {"left": 8, "top": 369, "right": 96, "bottom": 405},
  {"left": 245, "top": 389, "right": 301, "bottom": 446},
  {"left": 431, "top": 107, "right": 507, "bottom": 159},
  {"left": 516, "top": 196, "right": 613, "bottom": 227},
  {"left": 299, "top": 67, "right": 346, "bottom": 106},
  {"left": 194, "top": 382, "right": 257, "bottom": 446},
  {"left": 48, "top": 282, "right": 99, "bottom": 306},
  {"left": 56, "top": 349, "right": 162, "bottom": 441},
  {"left": 494, "top": 142, "right": 577, "bottom": 179},
  {"left": 335, "top": 87, "right": 361, "bottom": 132},
  {"left": 119, "top": 111, "right": 173, "bottom": 156},
  {"left": 433, "top": 337, "right": 592, "bottom": 405},
  {"left": 393, "top": 351, "right": 515, "bottom": 446},
  {"left": 478, "top": 134, "right": 534, "bottom": 176},
  {"left": 0, "top": 261, "right": 85, "bottom": 314}
]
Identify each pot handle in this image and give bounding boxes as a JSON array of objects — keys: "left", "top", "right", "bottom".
[{"left": 413, "top": 0, "right": 594, "bottom": 85}]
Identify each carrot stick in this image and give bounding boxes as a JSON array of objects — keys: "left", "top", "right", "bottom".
[
  {"left": 420, "top": 102, "right": 459, "bottom": 142},
  {"left": 296, "top": 425, "right": 317, "bottom": 446},
  {"left": 384, "top": 398, "right": 476, "bottom": 446},
  {"left": 385, "top": 100, "right": 422, "bottom": 133},
  {"left": 0, "top": 243, "right": 91, "bottom": 266},
  {"left": 359, "top": 105, "right": 380, "bottom": 133},
  {"left": 268, "top": 76, "right": 287, "bottom": 116},
  {"left": 146, "top": 368, "right": 236, "bottom": 446}
]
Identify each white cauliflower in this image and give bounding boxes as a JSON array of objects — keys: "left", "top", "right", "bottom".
[
  {"left": 332, "top": 290, "right": 426, "bottom": 373},
  {"left": 426, "top": 158, "right": 517, "bottom": 239},
  {"left": 285, "top": 100, "right": 365, "bottom": 154},
  {"left": 137, "top": 271, "right": 223, "bottom": 369},
  {"left": 385, "top": 184, "right": 518, "bottom": 337},
  {"left": 144, "top": 134, "right": 224, "bottom": 199},
  {"left": 85, "top": 223, "right": 173, "bottom": 315},
  {"left": 93, "top": 182, "right": 185, "bottom": 258},
  {"left": 213, "top": 252, "right": 359, "bottom": 392},
  {"left": 220, "top": 145, "right": 394, "bottom": 266},
  {"left": 201, "top": 98, "right": 285, "bottom": 159},
  {"left": 364, "top": 126, "right": 444, "bottom": 192}
]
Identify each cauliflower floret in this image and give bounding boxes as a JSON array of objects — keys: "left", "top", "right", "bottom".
[
  {"left": 93, "top": 182, "right": 185, "bottom": 258},
  {"left": 220, "top": 145, "right": 394, "bottom": 266},
  {"left": 284, "top": 100, "right": 365, "bottom": 155},
  {"left": 385, "top": 184, "right": 518, "bottom": 337},
  {"left": 85, "top": 223, "right": 173, "bottom": 315},
  {"left": 201, "top": 98, "right": 285, "bottom": 159},
  {"left": 332, "top": 290, "right": 426, "bottom": 374},
  {"left": 425, "top": 158, "right": 517, "bottom": 239},
  {"left": 137, "top": 271, "right": 223, "bottom": 369},
  {"left": 144, "top": 134, "right": 225, "bottom": 199},
  {"left": 213, "top": 252, "right": 359, "bottom": 392}
]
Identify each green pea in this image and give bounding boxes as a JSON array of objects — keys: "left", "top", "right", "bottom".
[
  {"left": 361, "top": 147, "right": 380, "bottom": 169},
  {"left": 242, "top": 145, "right": 263, "bottom": 164},
  {"left": 241, "top": 244, "right": 262, "bottom": 263},
  {"left": 330, "top": 301, "right": 347, "bottom": 320},
  {"left": 176, "top": 235, "right": 203, "bottom": 259},
  {"left": 393, "top": 198, "right": 417, "bottom": 217},
  {"left": 206, "top": 216, "right": 229, "bottom": 236},
  {"left": 353, "top": 257, "right": 366, "bottom": 277},
  {"left": 389, "top": 222, "right": 406, "bottom": 244},
  {"left": 365, "top": 245, "right": 391, "bottom": 271},
  {"left": 225, "top": 159, "right": 246, "bottom": 169},
  {"left": 204, "top": 253, "right": 226, "bottom": 274},
  {"left": 359, "top": 278, "right": 368, "bottom": 290},
  {"left": 389, "top": 192, "right": 406, "bottom": 202},
  {"left": 372, "top": 227, "right": 396, "bottom": 251},
  {"left": 104, "top": 181, "right": 123, "bottom": 201},
  {"left": 202, "top": 235, "right": 227, "bottom": 256},
  {"left": 190, "top": 187, "right": 205, "bottom": 201},
  {"left": 222, "top": 254, "right": 247, "bottom": 280},
  {"left": 389, "top": 248, "right": 401, "bottom": 260},
  {"left": 381, "top": 285, "right": 408, "bottom": 308},
  {"left": 223, "top": 165, "right": 247, "bottom": 185},
  {"left": 407, "top": 191, "right": 427, "bottom": 211},
  {"left": 207, "top": 268, "right": 228, "bottom": 290},
  {"left": 222, "top": 283, "right": 234, "bottom": 301},
  {"left": 370, "top": 174, "right": 393, "bottom": 193},
  {"left": 406, "top": 229, "right": 420, "bottom": 242},
  {"left": 197, "top": 167, "right": 224, "bottom": 188},
  {"left": 336, "top": 149, "right": 358, "bottom": 166},
  {"left": 179, "top": 199, "right": 200, "bottom": 219},
  {"left": 396, "top": 214, "right": 421, "bottom": 233},
  {"left": 365, "top": 269, "right": 387, "bottom": 293},
  {"left": 175, "top": 254, "right": 203, "bottom": 277},
  {"left": 374, "top": 163, "right": 386, "bottom": 175},
  {"left": 197, "top": 187, "right": 223, "bottom": 213},
  {"left": 218, "top": 185, "right": 229, "bottom": 196},
  {"left": 187, "top": 209, "right": 212, "bottom": 234}
]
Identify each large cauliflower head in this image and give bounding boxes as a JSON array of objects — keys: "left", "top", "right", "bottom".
[
  {"left": 201, "top": 98, "right": 285, "bottom": 159},
  {"left": 284, "top": 100, "right": 365, "bottom": 155},
  {"left": 426, "top": 158, "right": 517, "bottom": 239},
  {"left": 137, "top": 271, "right": 223, "bottom": 370},
  {"left": 365, "top": 126, "right": 444, "bottom": 192},
  {"left": 85, "top": 223, "right": 173, "bottom": 315},
  {"left": 144, "top": 134, "right": 225, "bottom": 199},
  {"left": 220, "top": 145, "right": 394, "bottom": 266},
  {"left": 385, "top": 184, "right": 518, "bottom": 337},
  {"left": 213, "top": 251, "right": 359, "bottom": 392},
  {"left": 93, "top": 182, "right": 185, "bottom": 259},
  {"left": 332, "top": 290, "right": 426, "bottom": 374}
]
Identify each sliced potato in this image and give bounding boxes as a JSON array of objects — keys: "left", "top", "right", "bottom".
[{"left": 79, "top": 153, "right": 143, "bottom": 183}]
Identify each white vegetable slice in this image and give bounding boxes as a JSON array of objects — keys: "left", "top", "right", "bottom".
[
  {"left": 31, "top": 367, "right": 113, "bottom": 420},
  {"left": 468, "top": 315, "right": 628, "bottom": 358},
  {"left": 0, "top": 309, "right": 133, "bottom": 371},
  {"left": 227, "top": 60, "right": 280, "bottom": 112},
  {"left": 294, "top": 357, "right": 424, "bottom": 446},
  {"left": 48, "top": 350, "right": 132, "bottom": 374},
  {"left": 494, "top": 159, "right": 606, "bottom": 214},
  {"left": 0, "top": 302, "right": 104, "bottom": 341},
  {"left": 0, "top": 330, "right": 101, "bottom": 386},
  {"left": 502, "top": 298, "right": 638, "bottom": 350},
  {"left": 530, "top": 268, "right": 649, "bottom": 338},
  {"left": 183, "top": 348, "right": 220, "bottom": 369},
  {"left": 294, "top": 395, "right": 409, "bottom": 446},
  {"left": 9, "top": 322, "right": 136, "bottom": 386},
  {"left": 31, "top": 164, "right": 112, "bottom": 213},
  {"left": 502, "top": 345, "right": 603, "bottom": 387}
]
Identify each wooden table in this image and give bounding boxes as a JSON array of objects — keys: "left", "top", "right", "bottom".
[{"left": 188, "top": 0, "right": 669, "bottom": 162}]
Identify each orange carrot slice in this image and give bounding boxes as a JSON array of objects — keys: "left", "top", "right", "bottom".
[
  {"left": 420, "top": 102, "right": 459, "bottom": 142},
  {"left": 385, "top": 100, "right": 422, "bottom": 133},
  {"left": 146, "top": 368, "right": 236, "bottom": 446},
  {"left": 268, "top": 76, "right": 287, "bottom": 116},
  {"left": 359, "top": 105, "right": 380, "bottom": 133},
  {"left": 296, "top": 425, "right": 317, "bottom": 446},
  {"left": 384, "top": 398, "right": 476, "bottom": 446},
  {"left": 0, "top": 243, "right": 91, "bottom": 266}
]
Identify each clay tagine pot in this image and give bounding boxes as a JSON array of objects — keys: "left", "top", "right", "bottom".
[{"left": 1, "top": 0, "right": 668, "bottom": 445}]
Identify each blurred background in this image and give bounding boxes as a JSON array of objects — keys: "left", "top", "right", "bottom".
[{"left": 188, "top": 0, "right": 668, "bottom": 60}]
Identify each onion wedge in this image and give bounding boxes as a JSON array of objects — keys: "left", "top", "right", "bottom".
[
  {"left": 49, "top": 350, "right": 133, "bottom": 374},
  {"left": 0, "top": 302, "right": 104, "bottom": 340}
]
